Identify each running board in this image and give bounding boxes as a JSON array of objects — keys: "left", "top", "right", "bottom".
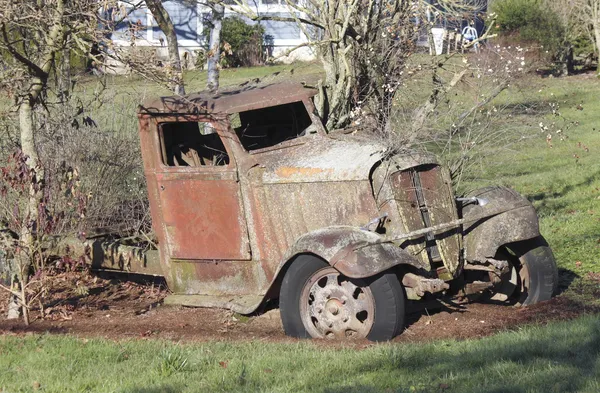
[{"left": 164, "top": 294, "right": 264, "bottom": 315}]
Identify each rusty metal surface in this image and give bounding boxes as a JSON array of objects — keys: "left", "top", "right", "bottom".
[
  {"left": 371, "top": 154, "right": 439, "bottom": 269},
  {"left": 136, "top": 81, "right": 545, "bottom": 316},
  {"left": 256, "top": 134, "right": 388, "bottom": 183},
  {"left": 401, "top": 273, "right": 449, "bottom": 299},
  {"left": 390, "top": 165, "right": 462, "bottom": 275},
  {"left": 418, "top": 166, "right": 462, "bottom": 273},
  {"left": 392, "top": 170, "right": 427, "bottom": 233},
  {"left": 163, "top": 294, "right": 264, "bottom": 314},
  {"left": 168, "top": 260, "right": 262, "bottom": 296},
  {"left": 155, "top": 171, "right": 251, "bottom": 261},
  {"left": 272, "top": 226, "right": 428, "bottom": 280},
  {"left": 462, "top": 186, "right": 540, "bottom": 262},
  {"left": 139, "top": 82, "right": 318, "bottom": 115},
  {"left": 55, "top": 238, "right": 163, "bottom": 276},
  {"left": 249, "top": 181, "right": 380, "bottom": 271}
]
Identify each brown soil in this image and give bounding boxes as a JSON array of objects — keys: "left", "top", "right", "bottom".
[{"left": 0, "top": 272, "right": 597, "bottom": 346}]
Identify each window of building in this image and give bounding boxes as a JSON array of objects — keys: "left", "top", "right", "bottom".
[
  {"left": 160, "top": 122, "right": 230, "bottom": 167},
  {"left": 232, "top": 101, "right": 315, "bottom": 151}
]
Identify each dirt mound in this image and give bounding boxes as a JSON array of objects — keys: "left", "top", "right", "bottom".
[{"left": 0, "top": 272, "right": 596, "bottom": 345}]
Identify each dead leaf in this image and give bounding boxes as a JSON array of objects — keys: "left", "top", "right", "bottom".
[{"left": 219, "top": 361, "right": 228, "bottom": 368}]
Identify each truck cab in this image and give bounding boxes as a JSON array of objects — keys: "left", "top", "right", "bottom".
[{"left": 138, "top": 82, "right": 558, "bottom": 341}]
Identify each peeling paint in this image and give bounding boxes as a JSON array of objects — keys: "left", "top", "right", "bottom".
[{"left": 135, "top": 81, "right": 546, "bottom": 315}]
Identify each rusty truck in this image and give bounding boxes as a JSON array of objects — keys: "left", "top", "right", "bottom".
[{"left": 117, "top": 81, "right": 557, "bottom": 341}]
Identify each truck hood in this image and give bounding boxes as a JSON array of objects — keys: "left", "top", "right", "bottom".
[{"left": 256, "top": 133, "right": 434, "bottom": 183}]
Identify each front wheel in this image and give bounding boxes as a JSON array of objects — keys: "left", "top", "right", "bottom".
[
  {"left": 489, "top": 236, "right": 558, "bottom": 306},
  {"left": 279, "top": 255, "right": 405, "bottom": 341}
]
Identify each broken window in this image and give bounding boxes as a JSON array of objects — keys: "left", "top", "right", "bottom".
[
  {"left": 160, "top": 122, "right": 230, "bottom": 167},
  {"left": 233, "top": 101, "right": 315, "bottom": 151}
]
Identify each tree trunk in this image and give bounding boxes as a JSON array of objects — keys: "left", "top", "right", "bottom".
[
  {"left": 16, "top": 100, "right": 44, "bottom": 326},
  {"left": 4, "top": 0, "right": 64, "bottom": 321},
  {"left": 18, "top": 100, "right": 44, "bottom": 253},
  {"left": 567, "top": 46, "right": 575, "bottom": 75},
  {"left": 595, "top": 25, "right": 600, "bottom": 75},
  {"left": 59, "top": 45, "right": 72, "bottom": 98},
  {"left": 207, "top": 2, "right": 224, "bottom": 93},
  {"left": 592, "top": 0, "right": 600, "bottom": 76},
  {"left": 559, "top": 44, "right": 574, "bottom": 76},
  {"left": 146, "top": 0, "right": 186, "bottom": 95}
]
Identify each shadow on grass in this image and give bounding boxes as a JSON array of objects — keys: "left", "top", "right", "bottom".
[
  {"left": 527, "top": 169, "right": 600, "bottom": 217},
  {"left": 499, "top": 100, "right": 551, "bottom": 116},
  {"left": 557, "top": 267, "right": 579, "bottom": 296},
  {"left": 351, "top": 306, "right": 600, "bottom": 393},
  {"left": 125, "top": 385, "right": 182, "bottom": 393}
]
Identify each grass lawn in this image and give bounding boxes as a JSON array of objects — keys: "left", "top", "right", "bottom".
[
  {"left": 458, "top": 74, "right": 600, "bottom": 294},
  {"left": 1, "top": 62, "right": 599, "bottom": 393},
  {"left": 1, "top": 314, "right": 600, "bottom": 393}
]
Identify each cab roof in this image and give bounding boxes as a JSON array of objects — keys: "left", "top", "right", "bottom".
[{"left": 139, "top": 82, "right": 318, "bottom": 116}]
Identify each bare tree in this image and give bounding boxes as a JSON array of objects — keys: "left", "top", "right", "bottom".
[
  {"left": 545, "top": 0, "right": 585, "bottom": 75},
  {"left": 578, "top": 0, "right": 600, "bottom": 73},
  {"left": 0, "top": 0, "right": 116, "bottom": 322},
  {"left": 145, "top": 0, "right": 186, "bottom": 95},
  {"left": 224, "top": 0, "right": 481, "bottom": 132}
]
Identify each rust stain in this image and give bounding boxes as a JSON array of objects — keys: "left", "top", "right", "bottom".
[
  {"left": 131, "top": 81, "right": 548, "bottom": 319},
  {"left": 275, "top": 166, "right": 329, "bottom": 178}
]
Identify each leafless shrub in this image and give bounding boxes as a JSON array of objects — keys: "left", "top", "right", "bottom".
[
  {"left": 36, "top": 107, "right": 149, "bottom": 235},
  {"left": 385, "top": 41, "right": 572, "bottom": 191},
  {"left": 1, "top": 76, "right": 149, "bottom": 235}
]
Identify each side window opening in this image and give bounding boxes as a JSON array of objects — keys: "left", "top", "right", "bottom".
[
  {"left": 160, "top": 122, "right": 230, "bottom": 167},
  {"left": 232, "top": 101, "right": 315, "bottom": 151}
]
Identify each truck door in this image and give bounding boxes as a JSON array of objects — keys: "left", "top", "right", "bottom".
[{"left": 154, "top": 120, "right": 251, "bottom": 261}]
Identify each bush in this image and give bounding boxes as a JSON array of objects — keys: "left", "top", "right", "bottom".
[
  {"left": 203, "top": 16, "right": 267, "bottom": 68},
  {"left": 492, "top": 0, "right": 564, "bottom": 55},
  {"left": 0, "top": 91, "right": 150, "bottom": 239}
]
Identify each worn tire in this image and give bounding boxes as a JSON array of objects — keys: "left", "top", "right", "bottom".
[
  {"left": 490, "top": 236, "right": 558, "bottom": 306},
  {"left": 279, "top": 254, "right": 405, "bottom": 341}
]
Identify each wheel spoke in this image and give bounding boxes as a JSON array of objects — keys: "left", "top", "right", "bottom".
[
  {"left": 352, "top": 293, "right": 371, "bottom": 313},
  {"left": 341, "top": 279, "right": 358, "bottom": 294},
  {"left": 309, "top": 278, "right": 328, "bottom": 303},
  {"left": 332, "top": 327, "right": 348, "bottom": 339},
  {"left": 347, "top": 315, "right": 369, "bottom": 334}
]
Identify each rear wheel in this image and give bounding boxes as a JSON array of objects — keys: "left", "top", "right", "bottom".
[
  {"left": 489, "top": 236, "right": 558, "bottom": 306},
  {"left": 279, "top": 255, "right": 405, "bottom": 341}
]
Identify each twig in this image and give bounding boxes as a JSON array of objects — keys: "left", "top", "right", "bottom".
[{"left": 0, "top": 283, "right": 21, "bottom": 297}]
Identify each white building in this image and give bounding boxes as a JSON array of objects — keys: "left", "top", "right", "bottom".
[{"left": 109, "top": 0, "right": 314, "bottom": 67}]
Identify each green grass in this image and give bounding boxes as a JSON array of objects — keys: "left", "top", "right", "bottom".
[
  {"left": 457, "top": 75, "right": 600, "bottom": 288},
  {"left": 1, "top": 315, "right": 600, "bottom": 393},
  {"left": 1, "top": 61, "right": 600, "bottom": 393},
  {"left": 64, "top": 62, "right": 321, "bottom": 146}
]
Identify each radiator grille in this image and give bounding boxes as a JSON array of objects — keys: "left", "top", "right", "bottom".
[{"left": 391, "top": 165, "right": 462, "bottom": 274}]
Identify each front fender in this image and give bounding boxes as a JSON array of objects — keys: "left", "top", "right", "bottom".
[
  {"left": 281, "top": 226, "right": 428, "bottom": 279},
  {"left": 462, "top": 187, "right": 540, "bottom": 262}
]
